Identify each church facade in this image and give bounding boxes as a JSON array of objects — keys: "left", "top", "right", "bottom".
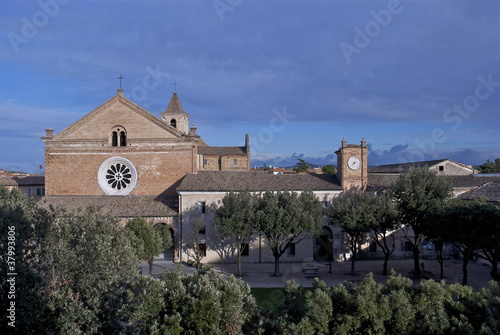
[
  {"left": 41, "top": 88, "right": 250, "bottom": 197},
  {"left": 40, "top": 88, "right": 499, "bottom": 265}
]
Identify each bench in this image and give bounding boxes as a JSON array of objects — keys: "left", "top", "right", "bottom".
[{"left": 302, "top": 268, "right": 319, "bottom": 278}]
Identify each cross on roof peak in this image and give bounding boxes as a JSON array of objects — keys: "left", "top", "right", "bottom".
[
  {"left": 171, "top": 80, "right": 179, "bottom": 92},
  {"left": 117, "top": 74, "right": 124, "bottom": 89}
]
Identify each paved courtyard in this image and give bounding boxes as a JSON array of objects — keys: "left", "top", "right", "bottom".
[{"left": 141, "top": 258, "right": 497, "bottom": 290}]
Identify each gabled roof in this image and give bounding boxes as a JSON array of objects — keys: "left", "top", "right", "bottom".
[
  {"left": 51, "top": 91, "right": 185, "bottom": 141},
  {"left": 0, "top": 176, "right": 18, "bottom": 186},
  {"left": 177, "top": 171, "right": 342, "bottom": 192},
  {"left": 367, "top": 173, "right": 500, "bottom": 189},
  {"left": 459, "top": 182, "right": 500, "bottom": 204},
  {"left": 0, "top": 176, "right": 45, "bottom": 187},
  {"left": 14, "top": 176, "right": 45, "bottom": 186},
  {"left": 197, "top": 146, "right": 247, "bottom": 156},
  {"left": 369, "top": 159, "right": 450, "bottom": 174},
  {"left": 40, "top": 195, "right": 178, "bottom": 217}
]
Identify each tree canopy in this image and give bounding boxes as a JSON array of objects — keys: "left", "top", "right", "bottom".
[
  {"left": 478, "top": 158, "right": 500, "bottom": 174},
  {"left": 214, "top": 191, "right": 256, "bottom": 277},
  {"left": 389, "top": 167, "right": 452, "bottom": 276},
  {"left": 328, "top": 191, "right": 378, "bottom": 275},
  {"left": 255, "top": 191, "right": 323, "bottom": 276},
  {"left": 43, "top": 207, "right": 140, "bottom": 334},
  {"left": 321, "top": 165, "right": 336, "bottom": 174},
  {"left": 293, "top": 159, "right": 310, "bottom": 173},
  {"left": 126, "top": 217, "right": 172, "bottom": 275}
]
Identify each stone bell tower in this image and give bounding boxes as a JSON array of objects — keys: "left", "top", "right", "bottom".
[
  {"left": 161, "top": 92, "right": 190, "bottom": 134},
  {"left": 335, "top": 139, "right": 368, "bottom": 192}
]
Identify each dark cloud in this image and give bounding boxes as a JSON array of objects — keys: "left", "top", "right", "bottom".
[{"left": 0, "top": 1, "right": 498, "bottom": 172}]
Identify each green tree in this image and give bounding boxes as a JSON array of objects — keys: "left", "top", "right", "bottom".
[
  {"left": 328, "top": 191, "right": 376, "bottom": 275},
  {"left": 389, "top": 167, "right": 452, "bottom": 277},
  {"left": 214, "top": 191, "right": 255, "bottom": 277},
  {"left": 474, "top": 204, "right": 500, "bottom": 282},
  {"left": 160, "top": 268, "right": 257, "bottom": 335},
  {"left": 330, "top": 274, "right": 392, "bottom": 334},
  {"left": 303, "top": 280, "right": 332, "bottom": 335},
  {"left": 293, "top": 158, "right": 310, "bottom": 173},
  {"left": 436, "top": 200, "right": 500, "bottom": 285},
  {"left": 0, "top": 187, "right": 53, "bottom": 334},
  {"left": 42, "top": 206, "right": 140, "bottom": 334},
  {"left": 382, "top": 272, "right": 415, "bottom": 334},
  {"left": 478, "top": 158, "right": 500, "bottom": 174},
  {"left": 255, "top": 191, "right": 322, "bottom": 276},
  {"left": 262, "top": 164, "right": 273, "bottom": 174},
  {"left": 185, "top": 217, "right": 206, "bottom": 270},
  {"left": 126, "top": 217, "right": 172, "bottom": 276},
  {"left": 321, "top": 164, "right": 336, "bottom": 174},
  {"left": 370, "top": 193, "right": 400, "bottom": 276}
]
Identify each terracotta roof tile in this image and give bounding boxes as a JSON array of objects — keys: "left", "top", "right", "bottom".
[
  {"left": 459, "top": 182, "right": 500, "bottom": 204},
  {"left": 0, "top": 176, "right": 18, "bottom": 186},
  {"left": 197, "top": 146, "right": 247, "bottom": 156},
  {"left": 39, "top": 195, "right": 178, "bottom": 217},
  {"left": 0, "top": 176, "right": 45, "bottom": 187},
  {"left": 367, "top": 173, "right": 500, "bottom": 189},
  {"left": 369, "top": 159, "right": 449, "bottom": 173},
  {"left": 177, "top": 171, "right": 342, "bottom": 192}
]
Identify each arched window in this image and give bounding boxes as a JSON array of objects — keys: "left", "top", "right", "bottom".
[
  {"left": 110, "top": 126, "right": 127, "bottom": 147},
  {"left": 170, "top": 119, "right": 177, "bottom": 128},
  {"left": 112, "top": 131, "right": 118, "bottom": 147},
  {"left": 120, "top": 131, "right": 126, "bottom": 146}
]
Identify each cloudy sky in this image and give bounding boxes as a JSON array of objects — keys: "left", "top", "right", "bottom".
[{"left": 1, "top": 0, "right": 499, "bottom": 173}]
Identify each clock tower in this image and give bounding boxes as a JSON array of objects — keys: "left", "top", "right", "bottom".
[{"left": 335, "top": 139, "right": 368, "bottom": 192}]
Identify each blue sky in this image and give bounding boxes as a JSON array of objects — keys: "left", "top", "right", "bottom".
[{"left": 1, "top": 0, "right": 499, "bottom": 173}]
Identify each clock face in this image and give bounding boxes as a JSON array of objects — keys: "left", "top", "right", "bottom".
[{"left": 347, "top": 156, "right": 361, "bottom": 170}]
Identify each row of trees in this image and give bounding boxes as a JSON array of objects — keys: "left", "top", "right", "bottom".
[
  {"left": 259, "top": 273, "right": 500, "bottom": 335},
  {"left": 328, "top": 167, "right": 452, "bottom": 278},
  {"left": 212, "top": 167, "right": 500, "bottom": 286},
  {"left": 2, "top": 184, "right": 500, "bottom": 334},
  {"left": 214, "top": 191, "right": 323, "bottom": 277},
  {"left": 328, "top": 167, "right": 500, "bottom": 285}
]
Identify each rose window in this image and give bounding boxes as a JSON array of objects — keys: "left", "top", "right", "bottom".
[
  {"left": 106, "top": 163, "right": 132, "bottom": 190},
  {"left": 98, "top": 157, "right": 137, "bottom": 195}
]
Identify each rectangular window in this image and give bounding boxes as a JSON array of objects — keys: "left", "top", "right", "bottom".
[
  {"left": 199, "top": 225, "right": 206, "bottom": 235},
  {"left": 198, "top": 244, "right": 207, "bottom": 257},
  {"left": 203, "top": 158, "right": 208, "bottom": 166},
  {"left": 233, "top": 159, "right": 238, "bottom": 165},
  {"left": 287, "top": 243, "right": 296, "bottom": 256},
  {"left": 198, "top": 201, "right": 206, "bottom": 214},
  {"left": 36, "top": 187, "right": 45, "bottom": 196},
  {"left": 404, "top": 241, "right": 413, "bottom": 252},
  {"left": 438, "top": 165, "right": 444, "bottom": 172},
  {"left": 241, "top": 243, "right": 249, "bottom": 256},
  {"left": 28, "top": 188, "right": 32, "bottom": 196}
]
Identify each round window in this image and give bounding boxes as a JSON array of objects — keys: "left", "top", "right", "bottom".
[{"left": 98, "top": 157, "right": 137, "bottom": 195}]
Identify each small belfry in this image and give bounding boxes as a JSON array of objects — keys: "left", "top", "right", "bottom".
[{"left": 161, "top": 92, "right": 190, "bottom": 134}]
